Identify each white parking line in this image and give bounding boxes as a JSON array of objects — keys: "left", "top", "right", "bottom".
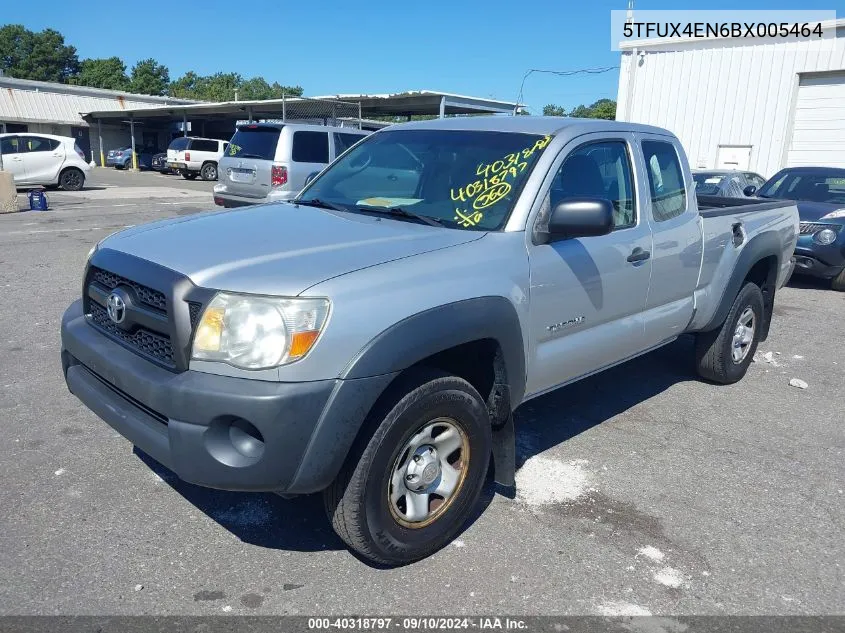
[{"left": 4, "top": 225, "right": 134, "bottom": 236}]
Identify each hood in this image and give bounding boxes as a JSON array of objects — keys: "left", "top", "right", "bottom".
[
  {"left": 794, "top": 201, "right": 845, "bottom": 223},
  {"left": 102, "top": 203, "right": 484, "bottom": 295}
]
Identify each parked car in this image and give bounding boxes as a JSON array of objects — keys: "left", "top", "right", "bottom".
[
  {"left": 750, "top": 166, "right": 845, "bottom": 290},
  {"left": 0, "top": 133, "right": 90, "bottom": 191},
  {"left": 61, "top": 117, "right": 798, "bottom": 566},
  {"left": 212, "top": 123, "right": 370, "bottom": 207},
  {"left": 693, "top": 170, "right": 766, "bottom": 197},
  {"left": 151, "top": 152, "right": 171, "bottom": 173},
  {"left": 105, "top": 146, "right": 159, "bottom": 170},
  {"left": 166, "top": 137, "right": 228, "bottom": 181}
]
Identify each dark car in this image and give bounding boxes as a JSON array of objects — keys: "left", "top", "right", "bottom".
[
  {"left": 693, "top": 170, "right": 766, "bottom": 197},
  {"left": 151, "top": 152, "right": 172, "bottom": 173},
  {"left": 754, "top": 167, "right": 845, "bottom": 290}
]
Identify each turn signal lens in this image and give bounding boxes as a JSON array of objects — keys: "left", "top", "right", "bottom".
[{"left": 289, "top": 330, "right": 320, "bottom": 360}]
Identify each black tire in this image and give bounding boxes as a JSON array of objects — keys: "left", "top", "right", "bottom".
[
  {"left": 695, "top": 282, "right": 765, "bottom": 384},
  {"left": 182, "top": 171, "right": 198, "bottom": 180},
  {"left": 324, "top": 369, "right": 492, "bottom": 566},
  {"left": 200, "top": 162, "right": 218, "bottom": 181},
  {"left": 59, "top": 168, "right": 84, "bottom": 191},
  {"left": 831, "top": 268, "right": 845, "bottom": 292},
  {"left": 114, "top": 164, "right": 123, "bottom": 170}
]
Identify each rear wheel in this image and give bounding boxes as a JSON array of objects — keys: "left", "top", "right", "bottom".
[
  {"left": 695, "top": 282, "right": 764, "bottom": 384},
  {"left": 59, "top": 168, "right": 84, "bottom": 191},
  {"left": 200, "top": 162, "right": 218, "bottom": 181},
  {"left": 324, "top": 369, "right": 491, "bottom": 566},
  {"left": 831, "top": 268, "right": 845, "bottom": 291},
  {"left": 182, "top": 171, "right": 198, "bottom": 180}
]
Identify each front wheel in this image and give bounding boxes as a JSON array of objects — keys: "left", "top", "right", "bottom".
[
  {"left": 831, "top": 268, "right": 845, "bottom": 291},
  {"left": 695, "top": 282, "right": 764, "bottom": 384},
  {"left": 324, "top": 370, "right": 491, "bottom": 566}
]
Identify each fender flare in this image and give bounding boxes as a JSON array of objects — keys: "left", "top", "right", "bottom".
[
  {"left": 698, "top": 231, "right": 782, "bottom": 334},
  {"left": 342, "top": 296, "right": 527, "bottom": 406}
]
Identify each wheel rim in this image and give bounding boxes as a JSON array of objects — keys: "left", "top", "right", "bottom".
[
  {"left": 63, "top": 171, "right": 81, "bottom": 189},
  {"left": 204, "top": 165, "right": 216, "bottom": 179},
  {"left": 731, "top": 306, "right": 756, "bottom": 363},
  {"left": 388, "top": 418, "right": 469, "bottom": 528}
]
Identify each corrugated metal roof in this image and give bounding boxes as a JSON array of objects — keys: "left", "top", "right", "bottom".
[{"left": 0, "top": 77, "right": 197, "bottom": 126}]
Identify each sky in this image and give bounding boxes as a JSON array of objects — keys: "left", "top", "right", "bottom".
[{"left": 4, "top": 0, "right": 842, "bottom": 113}]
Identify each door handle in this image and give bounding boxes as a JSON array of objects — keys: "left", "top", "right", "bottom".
[{"left": 627, "top": 247, "right": 651, "bottom": 263}]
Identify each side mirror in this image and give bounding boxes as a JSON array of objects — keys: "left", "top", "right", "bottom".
[
  {"left": 304, "top": 171, "right": 320, "bottom": 186},
  {"left": 743, "top": 185, "right": 757, "bottom": 197},
  {"left": 546, "top": 197, "right": 614, "bottom": 241}
]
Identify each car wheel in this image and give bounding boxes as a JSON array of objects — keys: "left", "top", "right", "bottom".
[
  {"left": 182, "top": 171, "right": 198, "bottom": 180},
  {"left": 200, "top": 162, "right": 218, "bottom": 181},
  {"left": 59, "top": 168, "right": 85, "bottom": 191},
  {"left": 830, "top": 268, "right": 845, "bottom": 291},
  {"left": 324, "top": 369, "right": 492, "bottom": 566},
  {"left": 695, "top": 282, "right": 764, "bottom": 384}
]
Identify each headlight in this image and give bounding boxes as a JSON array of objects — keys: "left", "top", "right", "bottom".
[
  {"left": 191, "top": 293, "right": 329, "bottom": 370},
  {"left": 820, "top": 208, "right": 845, "bottom": 220},
  {"left": 814, "top": 228, "right": 838, "bottom": 245}
]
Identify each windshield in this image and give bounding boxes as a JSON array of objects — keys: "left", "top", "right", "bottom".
[
  {"left": 226, "top": 126, "right": 282, "bottom": 160},
  {"left": 758, "top": 169, "right": 845, "bottom": 204},
  {"left": 297, "top": 129, "right": 553, "bottom": 230},
  {"left": 693, "top": 173, "right": 726, "bottom": 195}
]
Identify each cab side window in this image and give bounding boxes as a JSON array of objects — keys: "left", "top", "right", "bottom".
[
  {"left": 549, "top": 141, "right": 636, "bottom": 229},
  {"left": 642, "top": 141, "right": 686, "bottom": 221}
]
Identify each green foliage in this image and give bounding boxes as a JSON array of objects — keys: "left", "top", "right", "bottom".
[
  {"left": 0, "top": 24, "right": 79, "bottom": 82},
  {"left": 129, "top": 58, "right": 170, "bottom": 96},
  {"left": 543, "top": 99, "right": 617, "bottom": 120},
  {"left": 168, "top": 71, "right": 302, "bottom": 101},
  {"left": 75, "top": 57, "right": 129, "bottom": 91}
]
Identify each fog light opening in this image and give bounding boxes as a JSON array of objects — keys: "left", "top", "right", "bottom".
[{"left": 229, "top": 418, "right": 265, "bottom": 460}]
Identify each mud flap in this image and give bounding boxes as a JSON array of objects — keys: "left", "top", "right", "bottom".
[{"left": 491, "top": 412, "right": 516, "bottom": 498}]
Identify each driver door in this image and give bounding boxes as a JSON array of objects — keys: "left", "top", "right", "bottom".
[{"left": 524, "top": 133, "right": 653, "bottom": 398}]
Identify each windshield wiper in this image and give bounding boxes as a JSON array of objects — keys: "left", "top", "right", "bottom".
[
  {"left": 357, "top": 205, "right": 443, "bottom": 227},
  {"left": 295, "top": 198, "right": 348, "bottom": 212},
  {"left": 238, "top": 153, "right": 264, "bottom": 159}
]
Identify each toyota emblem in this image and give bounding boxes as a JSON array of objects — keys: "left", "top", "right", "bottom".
[{"left": 106, "top": 292, "right": 126, "bottom": 324}]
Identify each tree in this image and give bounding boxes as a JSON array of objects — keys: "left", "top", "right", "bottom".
[
  {"left": 542, "top": 99, "right": 617, "bottom": 120},
  {"left": 0, "top": 24, "right": 79, "bottom": 82},
  {"left": 75, "top": 57, "right": 129, "bottom": 91},
  {"left": 129, "top": 58, "right": 170, "bottom": 96},
  {"left": 168, "top": 71, "right": 303, "bottom": 101}
]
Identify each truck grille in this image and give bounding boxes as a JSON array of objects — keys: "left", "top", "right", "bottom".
[
  {"left": 90, "top": 266, "right": 167, "bottom": 312},
  {"left": 89, "top": 302, "right": 175, "bottom": 367}
]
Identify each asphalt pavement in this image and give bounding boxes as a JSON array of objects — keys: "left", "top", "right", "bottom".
[{"left": 0, "top": 173, "right": 842, "bottom": 616}]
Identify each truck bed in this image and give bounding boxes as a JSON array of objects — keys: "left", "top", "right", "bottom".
[{"left": 696, "top": 194, "right": 793, "bottom": 217}]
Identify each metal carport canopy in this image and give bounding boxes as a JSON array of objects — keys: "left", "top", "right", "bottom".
[{"left": 80, "top": 90, "right": 520, "bottom": 123}]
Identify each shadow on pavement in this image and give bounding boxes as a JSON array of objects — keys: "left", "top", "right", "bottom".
[{"left": 135, "top": 337, "right": 696, "bottom": 564}]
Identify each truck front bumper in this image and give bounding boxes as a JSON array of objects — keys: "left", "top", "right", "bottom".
[{"left": 61, "top": 300, "right": 394, "bottom": 494}]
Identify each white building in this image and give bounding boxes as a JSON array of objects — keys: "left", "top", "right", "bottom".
[
  {"left": 616, "top": 19, "right": 845, "bottom": 177},
  {"left": 0, "top": 77, "right": 194, "bottom": 164}
]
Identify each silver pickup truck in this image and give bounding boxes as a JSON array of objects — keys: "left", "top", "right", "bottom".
[{"left": 61, "top": 117, "right": 798, "bottom": 566}]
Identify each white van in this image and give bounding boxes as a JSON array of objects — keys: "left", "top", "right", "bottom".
[
  {"left": 0, "top": 133, "right": 91, "bottom": 190},
  {"left": 166, "top": 137, "right": 229, "bottom": 181},
  {"left": 213, "top": 123, "right": 369, "bottom": 207}
]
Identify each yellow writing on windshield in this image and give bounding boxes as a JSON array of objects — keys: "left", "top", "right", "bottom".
[
  {"left": 450, "top": 135, "right": 552, "bottom": 212},
  {"left": 454, "top": 209, "right": 484, "bottom": 228}
]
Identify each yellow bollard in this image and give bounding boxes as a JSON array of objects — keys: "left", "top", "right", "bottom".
[{"left": 132, "top": 152, "right": 138, "bottom": 170}]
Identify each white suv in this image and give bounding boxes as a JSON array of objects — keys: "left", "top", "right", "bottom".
[
  {"left": 166, "top": 137, "right": 228, "bottom": 181},
  {"left": 0, "top": 133, "right": 91, "bottom": 191}
]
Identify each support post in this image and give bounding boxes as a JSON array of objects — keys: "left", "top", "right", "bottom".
[
  {"left": 182, "top": 111, "right": 188, "bottom": 137},
  {"left": 98, "top": 119, "right": 105, "bottom": 167},
  {"left": 282, "top": 92, "right": 286, "bottom": 121},
  {"left": 439, "top": 96, "right": 446, "bottom": 119},
  {"left": 358, "top": 101, "right": 363, "bottom": 130},
  {"left": 129, "top": 117, "right": 138, "bottom": 170},
  {"left": 247, "top": 106, "right": 253, "bottom": 123}
]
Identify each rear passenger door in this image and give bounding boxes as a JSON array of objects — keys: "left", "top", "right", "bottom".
[
  {"left": 525, "top": 133, "right": 653, "bottom": 397},
  {"left": 290, "top": 131, "right": 330, "bottom": 192},
  {"left": 20, "top": 136, "right": 63, "bottom": 183},
  {"left": 636, "top": 135, "right": 703, "bottom": 348}
]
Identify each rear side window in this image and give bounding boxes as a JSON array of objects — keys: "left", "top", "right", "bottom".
[
  {"left": 168, "top": 137, "right": 190, "bottom": 151},
  {"left": 226, "top": 127, "right": 281, "bottom": 160},
  {"left": 642, "top": 141, "right": 686, "bottom": 222},
  {"left": 292, "top": 131, "right": 329, "bottom": 163},
  {"left": 21, "top": 136, "right": 59, "bottom": 152},
  {"left": 190, "top": 139, "right": 219, "bottom": 153},
  {"left": 334, "top": 132, "right": 365, "bottom": 156}
]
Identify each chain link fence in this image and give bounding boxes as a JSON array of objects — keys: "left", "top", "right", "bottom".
[{"left": 239, "top": 95, "right": 363, "bottom": 129}]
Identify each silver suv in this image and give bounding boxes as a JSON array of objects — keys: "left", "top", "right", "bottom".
[{"left": 212, "top": 123, "right": 369, "bottom": 207}]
